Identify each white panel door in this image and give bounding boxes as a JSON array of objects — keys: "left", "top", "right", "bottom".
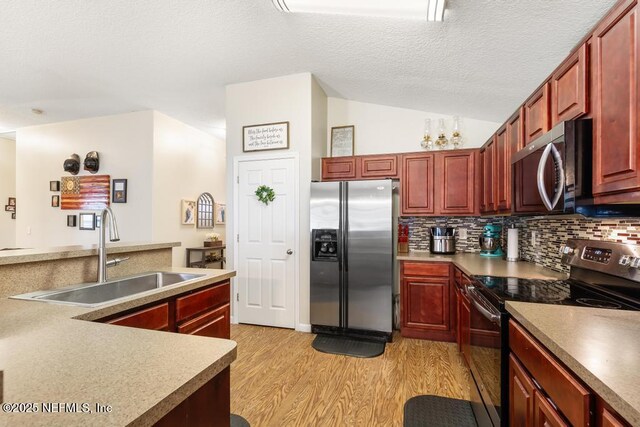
[{"left": 237, "top": 157, "right": 296, "bottom": 328}]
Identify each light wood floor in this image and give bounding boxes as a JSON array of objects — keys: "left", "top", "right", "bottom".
[{"left": 230, "top": 324, "right": 471, "bottom": 427}]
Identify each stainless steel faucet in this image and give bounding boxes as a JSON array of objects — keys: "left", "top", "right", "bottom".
[{"left": 98, "top": 207, "right": 120, "bottom": 283}]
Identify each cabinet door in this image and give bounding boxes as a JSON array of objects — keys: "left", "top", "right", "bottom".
[
  {"left": 107, "top": 302, "right": 170, "bottom": 331},
  {"left": 455, "top": 286, "right": 462, "bottom": 352},
  {"left": 401, "top": 153, "right": 435, "bottom": 215},
  {"left": 592, "top": 0, "right": 640, "bottom": 197},
  {"left": 508, "top": 106, "right": 526, "bottom": 153},
  {"left": 496, "top": 125, "right": 511, "bottom": 212},
  {"left": 510, "top": 354, "right": 535, "bottom": 427},
  {"left": 401, "top": 276, "right": 453, "bottom": 341},
  {"left": 322, "top": 157, "right": 357, "bottom": 181},
  {"left": 551, "top": 43, "right": 588, "bottom": 125},
  {"left": 460, "top": 292, "right": 471, "bottom": 366},
  {"left": 524, "top": 83, "right": 551, "bottom": 145},
  {"left": 360, "top": 154, "right": 399, "bottom": 179},
  {"left": 178, "top": 303, "right": 231, "bottom": 339},
  {"left": 534, "top": 392, "right": 569, "bottom": 427},
  {"left": 481, "top": 137, "right": 496, "bottom": 214},
  {"left": 436, "top": 150, "right": 478, "bottom": 215},
  {"left": 597, "top": 402, "right": 628, "bottom": 427}
]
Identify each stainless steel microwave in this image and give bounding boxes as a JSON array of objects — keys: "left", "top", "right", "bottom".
[{"left": 511, "top": 119, "right": 639, "bottom": 217}]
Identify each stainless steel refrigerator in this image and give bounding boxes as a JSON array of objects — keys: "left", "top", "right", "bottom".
[{"left": 310, "top": 180, "right": 394, "bottom": 341}]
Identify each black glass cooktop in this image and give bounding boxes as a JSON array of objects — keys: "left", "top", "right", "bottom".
[{"left": 472, "top": 276, "right": 640, "bottom": 311}]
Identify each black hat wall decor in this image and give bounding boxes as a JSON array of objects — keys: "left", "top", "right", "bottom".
[
  {"left": 84, "top": 151, "right": 100, "bottom": 173},
  {"left": 63, "top": 154, "right": 81, "bottom": 175}
]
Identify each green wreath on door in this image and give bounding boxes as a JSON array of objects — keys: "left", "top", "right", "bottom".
[{"left": 255, "top": 185, "right": 276, "bottom": 206}]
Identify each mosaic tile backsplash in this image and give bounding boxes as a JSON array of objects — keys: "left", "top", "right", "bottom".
[{"left": 399, "top": 215, "right": 640, "bottom": 273}]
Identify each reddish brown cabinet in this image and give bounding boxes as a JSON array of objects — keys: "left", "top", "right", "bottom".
[
  {"left": 401, "top": 153, "right": 435, "bottom": 215},
  {"left": 592, "top": 0, "right": 640, "bottom": 200},
  {"left": 177, "top": 303, "right": 231, "bottom": 339},
  {"left": 524, "top": 83, "right": 551, "bottom": 146},
  {"left": 401, "top": 262, "right": 455, "bottom": 342},
  {"left": 359, "top": 154, "right": 399, "bottom": 179},
  {"left": 107, "top": 302, "right": 170, "bottom": 331},
  {"left": 534, "top": 392, "right": 569, "bottom": 427},
  {"left": 495, "top": 125, "right": 511, "bottom": 212},
  {"left": 509, "top": 354, "right": 536, "bottom": 427},
  {"left": 551, "top": 43, "right": 589, "bottom": 125},
  {"left": 435, "top": 150, "right": 479, "bottom": 215},
  {"left": 321, "top": 157, "right": 357, "bottom": 181},
  {"left": 480, "top": 136, "right": 497, "bottom": 214}
]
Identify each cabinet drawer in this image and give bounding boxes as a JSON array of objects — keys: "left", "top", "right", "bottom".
[
  {"left": 176, "top": 281, "right": 230, "bottom": 322},
  {"left": 509, "top": 320, "right": 591, "bottom": 427},
  {"left": 178, "top": 303, "right": 230, "bottom": 339},
  {"left": 108, "top": 302, "right": 170, "bottom": 331},
  {"left": 403, "top": 262, "right": 450, "bottom": 277}
]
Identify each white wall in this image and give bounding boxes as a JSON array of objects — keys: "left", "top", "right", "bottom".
[
  {"left": 226, "top": 73, "right": 326, "bottom": 330},
  {"left": 0, "top": 137, "right": 16, "bottom": 248},
  {"left": 152, "top": 111, "right": 226, "bottom": 267},
  {"left": 327, "top": 97, "right": 501, "bottom": 154},
  {"left": 15, "top": 112, "right": 155, "bottom": 248}
]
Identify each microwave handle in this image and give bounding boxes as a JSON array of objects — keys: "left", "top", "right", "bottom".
[{"left": 537, "top": 143, "right": 565, "bottom": 211}]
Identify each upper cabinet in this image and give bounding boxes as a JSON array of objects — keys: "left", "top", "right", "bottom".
[
  {"left": 524, "top": 83, "right": 551, "bottom": 145},
  {"left": 322, "top": 157, "right": 357, "bottom": 181},
  {"left": 551, "top": 43, "right": 589, "bottom": 125},
  {"left": 495, "top": 124, "right": 511, "bottom": 213},
  {"left": 592, "top": 0, "right": 640, "bottom": 200},
  {"left": 436, "top": 150, "right": 479, "bottom": 216},
  {"left": 480, "top": 136, "right": 496, "bottom": 214},
  {"left": 359, "top": 154, "right": 399, "bottom": 179},
  {"left": 401, "top": 153, "right": 435, "bottom": 215}
]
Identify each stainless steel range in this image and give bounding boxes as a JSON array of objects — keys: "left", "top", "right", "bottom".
[{"left": 467, "top": 239, "right": 640, "bottom": 427}]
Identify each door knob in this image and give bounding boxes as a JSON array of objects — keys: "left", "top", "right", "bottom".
[{"left": 287, "top": 249, "right": 293, "bottom": 255}]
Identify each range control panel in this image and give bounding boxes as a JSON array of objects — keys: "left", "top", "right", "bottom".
[{"left": 582, "top": 247, "right": 612, "bottom": 264}]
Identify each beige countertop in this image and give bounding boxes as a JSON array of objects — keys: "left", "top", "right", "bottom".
[
  {"left": 0, "top": 268, "right": 236, "bottom": 426},
  {"left": 0, "top": 241, "right": 181, "bottom": 266},
  {"left": 397, "top": 251, "right": 567, "bottom": 280},
  {"left": 507, "top": 302, "right": 640, "bottom": 426}
]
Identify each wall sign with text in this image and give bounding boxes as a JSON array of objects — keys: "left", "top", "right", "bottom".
[{"left": 243, "top": 122, "right": 290, "bottom": 152}]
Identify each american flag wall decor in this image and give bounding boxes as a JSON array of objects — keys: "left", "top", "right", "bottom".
[{"left": 61, "top": 175, "right": 110, "bottom": 210}]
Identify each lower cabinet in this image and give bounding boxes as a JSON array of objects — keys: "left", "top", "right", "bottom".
[
  {"left": 178, "top": 303, "right": 231, "bottom": 339},
  {"left": 401, "top": 262, "right": 455, "bottom": 342},
  {"left": 107, "top": 302, "right": 170, "bottom": 331}
]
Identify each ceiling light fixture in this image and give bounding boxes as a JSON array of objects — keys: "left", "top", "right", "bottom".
[{"left": 271, "top": 0, "right": 447, "bottom": 22}]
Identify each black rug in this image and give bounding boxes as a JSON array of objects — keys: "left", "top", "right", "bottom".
[
  {"left": 403, "top": 395, "right": 477, "bottom": 427},
  {"left": 231, "top": 413, "right": 250, "bottom": 427},
  {"left": 311, "top": 334, "right": 385, "bottom": 358}
]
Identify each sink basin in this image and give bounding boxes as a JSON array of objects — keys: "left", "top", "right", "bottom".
[{"left": 11, "top": 272, "right": 205, "bottom": 307}]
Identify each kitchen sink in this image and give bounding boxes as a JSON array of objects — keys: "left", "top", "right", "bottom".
[{"left": 10, "top": 272, "right": 205, "bottom": 307}]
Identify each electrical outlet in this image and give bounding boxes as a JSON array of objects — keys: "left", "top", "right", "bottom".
[
  {"left": 531, "top": 231, "right": 537, "bottom": 247},
  {"left": 458, "top": 228, "right": 468, "bottom": 239}
]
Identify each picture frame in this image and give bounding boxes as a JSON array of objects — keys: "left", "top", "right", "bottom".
[
  {"left": 5, "top": 205, "right": 15, "bottom": 212},
  {"left": 330, "top": 125, "right": 355, "bottom": 157},
  {"left": 8, "top": 197, "right": 16, "bottom": 206},
  {"left": 112, "top": 179, "right": 128, "bottom": 203},
  {"left": 243, "top": 121, "right": 290, "bottom": 152},
  {"left": 79, "top": 213, "right": 96, "bottom": 231},
  {"left": 215, "top": 203, "right": 226, "bottom": 225},
  {"left": 49, "top": 181, "right": 60, "bottom": 192},
  {"left": 11, "top": 213, "right": 15, "bottom": 220},
  {"left": 181, "top": 199, "right": 196, "bottom": 225},
  {"left": 67, "top": 215, "right": 77, "bottom": 227},
  {"left": 51, "top": 195, "right": 60, "bottom": 208}
]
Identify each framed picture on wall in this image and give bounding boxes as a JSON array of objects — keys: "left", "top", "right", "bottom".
[
  {"left": 11, "top": 213, "right": 15, "bottom": 220},
  {"left": 112, "top": 179, "right": 128, "bottom": 203},
  {"left": 51, "top": 195, "right": 60, "bottom": 208},
  {"left": 67, "top": 215, "right": 77, "bottom": 227},
  {"left": 330, "top": 125, "right": 354, "bottom": 157},
  {"left": 8, "top": 197, "right": 16, "bottom": 206},
  {"left": 181, "top": 200, "right": 196, "bottom": 225},
  {"left": 243, "top": 122, "right": 289, "bottom": 152},
  {"left": 79, "top": 213, "right": 96, "bottom": 230},
  {"left": 50, "top": 181, "right": 60, "bottom": 192},
  {"left": 215, "top": 203, "right": 226, "bottom": 225},
  {"left": 5, "top": 205, "right": 15, "bottom": 212}
]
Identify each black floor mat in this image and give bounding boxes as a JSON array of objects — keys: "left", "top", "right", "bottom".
[
  {"left": 311, "top": 334, "right": 385, "bottom": 358},
  {"left": 231, "top": 413, "right": 250, "bottom": 427},
  {"left": 403, "top": 395, "right": 477, "bottom": 427}
]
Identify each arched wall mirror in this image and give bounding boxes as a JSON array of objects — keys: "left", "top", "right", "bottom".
[{"left": 196, "top": 192, "right": 215, "bottom": 229}]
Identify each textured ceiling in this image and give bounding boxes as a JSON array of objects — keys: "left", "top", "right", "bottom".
[{"left": 0, "top": 0, "right": 617, "bottom": 137}]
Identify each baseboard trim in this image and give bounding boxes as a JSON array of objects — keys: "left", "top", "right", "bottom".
[{"left": 296, "top": 323, "right": 312, "bottom": 333}]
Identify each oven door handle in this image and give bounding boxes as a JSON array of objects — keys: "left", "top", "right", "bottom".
[
  {"left": 536, "top": 143, "right": 565, "bottom": 211},
  {"left": 467, "top": 286, "right": 501, "bottom": 325}
]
